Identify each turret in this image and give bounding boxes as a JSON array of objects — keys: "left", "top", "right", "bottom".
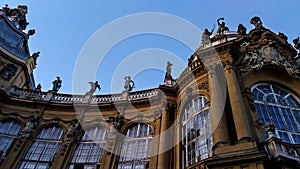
[{"left": 0, "top": 5, "right": 37, "bottom": 92}]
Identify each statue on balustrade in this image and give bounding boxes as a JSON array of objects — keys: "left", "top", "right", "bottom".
[
  {"left": 86, "top": 81, "right": 101, "bottom": 95},
  {"left": 217, "top": 17, "right": 229, "bottom": 35},
  {"left": 124, "top": 76, "right": 135, "bottom": 92},
  {"left": 52, "top": 76, "right": 62, "bottom": 93}
]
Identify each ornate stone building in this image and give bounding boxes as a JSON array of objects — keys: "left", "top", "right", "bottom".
[{"left": 0, "top": 5, "right": 300, "bottom": 169}]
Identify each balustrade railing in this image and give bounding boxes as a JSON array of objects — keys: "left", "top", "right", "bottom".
[{"left": 7, "top": 86, "right": 159, "bottom": 104}]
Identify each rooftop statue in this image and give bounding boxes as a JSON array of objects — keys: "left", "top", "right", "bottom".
[
  {"left": 2, "top": 5, "right": 29, "bottom": 30},
  {"left": 250, "top": 16, "right": 264, "bottom": 29},
  {"left": 237, "top": 24, "right": 247, "bottom": 36},
  {"left": 124, "top": 76, "right": 135, "bottom": 92},
  {"left": 52, "top": 76, "right": 62, "bottom": 93},
  {"left": 86, "top": 81, "right": 101, "bottom": 95},
  {"left": 294, "top": 37, "right": 300, "bottom": 59},
  {"left": 217, "top": 18, "right": 229, "bottom": 35},
  {"left": 36, "top": 83, "right": 42, "bottom": 91},
  {"left": 201, "top": 27, "right": 214, "bottom": 44},
  {"left": 31, "top": 51, "right": 40, "bottom": 65}
]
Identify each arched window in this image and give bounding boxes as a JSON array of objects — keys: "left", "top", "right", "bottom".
[
  {"left": 117, "top": 123, "right": 152, "bottom": 169},
  {"left": 252, "top": 83, "right": 300, "bottom": 143},
  {"left": 182, "top": 96, "right": 212, "bottom": 167},
  {"left": 0, "top": 121, "right": 21, "bottom": 161},
  {"left": 18, "top": 126, "right": 64, "bottom": 169},
  {"left": 68, "top": 126, "right": 107, "bottom": 169}
]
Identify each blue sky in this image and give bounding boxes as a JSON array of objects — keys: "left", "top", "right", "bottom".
[{"left": 4, "top": 1, "right": 300, "bottom": 94}]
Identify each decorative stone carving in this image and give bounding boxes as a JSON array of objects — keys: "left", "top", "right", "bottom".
[
  {"left": 283, "top": 59, "right": 300, "bottom": 79},
  {"left": 0, "top": 63, "right": 17, "bottom": 80},
  {"left": 240, "top": 49, "right": 264, "bottom": 72},
  {"left": 31, "top": 51, "right": 40, "bottom": 65},
  {"left": 264, "top": 124, "right": 276, "bottom": 140},
  {"left": 21, "top": 113, "right": 40, "bottom": 137},
  {"left": 293, "top": 37, "right": 300, "bottom": 58},
  {"left": 261, "top": 43, "right": 282, "bottom": 64},
  {"left": 278, "top": 32, "right": 288, "bottom": 42},
  {"left": 64, "top": 119, "right": 79, "bottom": 143},
  {"left": 250, "top": 16, "right": 264, "bottom": 29},
  {"left": 3, "top": 5, "right": 29, "bottom": 30},
  {"left": 108, "top": 113, "right": 124, "bottom": 132}
]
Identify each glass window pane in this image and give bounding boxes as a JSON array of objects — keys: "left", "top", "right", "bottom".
[
  {"left": 182, "top": 96, "right": 212, "bottom": 167},
  {"left": 68, "top": 127, "right": 107, "bottom": 168},
  {"left": 252, "top": 84, "right": 300, "bottom": 144},
  {"left": 117, "top": 124, "right": 152, "bottom": 169},
  {"left": 18, "top": 126, "right": 63, "bottom": 169}
]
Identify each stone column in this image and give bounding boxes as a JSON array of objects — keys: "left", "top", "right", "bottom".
[
  {"left": 101, "top": 131, "right": 123, "bottom": 169},
  {"left": 157, "top": 105, "right": 170, "bottom": 169},
  {"left": 149, "top": 111, "right": 161, "bottom": 169},
  {"left": 174, "top": 121, "right": 182, "bottom": 169},
  {"left": 204, "top": 57, "right": 230, "bottom": 146},
  {"left": 224, "top": 60, "right": 251, "bottom": 141}
]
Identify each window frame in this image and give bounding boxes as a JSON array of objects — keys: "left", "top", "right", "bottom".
[
  {"left": 18, "top": 126, "right": 64, "bottom": 169},
  {"left": 116, "top": 123, "right": 152, "bottom": 169},
  {"left": 251, "top": 83, "right": 300, "bottom": 144},
  {"left": 181, "top": 95, "right": 212, "bottom": 168},
  {"left": 68, "top": 126, "right": 107, "bottom": 169}
]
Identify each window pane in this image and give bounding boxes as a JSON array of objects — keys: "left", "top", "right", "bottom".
[
  {"left": 182, "top": 96, "right": 212, "bottom": 167},
  {"left": 117, "top": 124, "right": 152, "bottom": 169},
  {"left": 18, "top": 126, "right": 63, "bottom": 169},
  {"left": 0, "top": 121, "right": 21, "bottom": 159},
  {"left": 69, "top": 127, "right": 106, "bottom": 168},
  {"left": 252, "top": 84, "right": 300, "bottom": 144}
]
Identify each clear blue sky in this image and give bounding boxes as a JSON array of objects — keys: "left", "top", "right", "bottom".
[{"left": 4, "top": 1, "right": 300, "bottom": 94}]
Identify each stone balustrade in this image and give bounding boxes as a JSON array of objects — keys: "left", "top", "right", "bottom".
[{"left": 7, "top": 86, "right": 159, "bottom": 104}]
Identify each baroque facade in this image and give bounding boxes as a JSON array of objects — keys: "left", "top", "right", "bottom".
[{"left": 1, "top": 5, "right": 300, "bottom": 169}]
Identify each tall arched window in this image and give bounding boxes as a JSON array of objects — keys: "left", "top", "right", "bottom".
[
  {"left": 252, "top": 83, "right": 300, "bottom": 143},
  {"left": 0, "top": 121, "right": 21, "bottom": 161},
  {"left": 182, "top": 96, "right": 212, "bottom": 167},
  {"left": 18, "top": 126, "right": 64, "bottom": 169},
  {"left": 68, "top": 126, "right": 107, "bottom": 169},
  {"left": 117, "top": 123, "right": 152, "bottom": 169}
]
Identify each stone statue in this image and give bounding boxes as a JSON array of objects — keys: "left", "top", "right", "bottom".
[
  {"left": 124, "top": 76, "right": 135, "bottom": 92},
  {"left": 250, "top": 16, "right": 263, "bottom": 29},
  {"left": 64, "top": 119, "right": 79, "bottom": 142},
  {"left": 241, "top": 49, "right": 264, "bottom": 72},
  {"left": 217, "top": 18, "right": 229, "bottom": 35},
  {"left": 27, "top": 29, "right": 35, "bottom": 36},
  {"left": 4, "top": 5, "right": 29, "bottom": 30},
  {"left": 278, "top": 32, "right": 288, "bottom": 42},
  {"left": 52, "top": 76, "right": 62, "bottom": 93},
  {"left": 293, "top": 37, "right": 300, "bottom": 59},
  {"left": 22, "top": 113, "right": 40, "bottom": 134},
  {"left": 36, "top": 83, "right": 42, "bottom": 91},
  {"left": 86, "top": 81, "right": 101, "bottom": 95},
  {"left": 165, "top": 61, "right": 173, "bottom": 81},
  {"left": 293, "top": 37, "right": 300, "bottom": 50},
  {"left": 237, "top": 24, "right": 247, "bottom": 35},
  {"left": 31, "top": 51, "right": 40, "bottom": 65},
  {"left": 201, "top": 27, "right": 214, "bottom": 44}
]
